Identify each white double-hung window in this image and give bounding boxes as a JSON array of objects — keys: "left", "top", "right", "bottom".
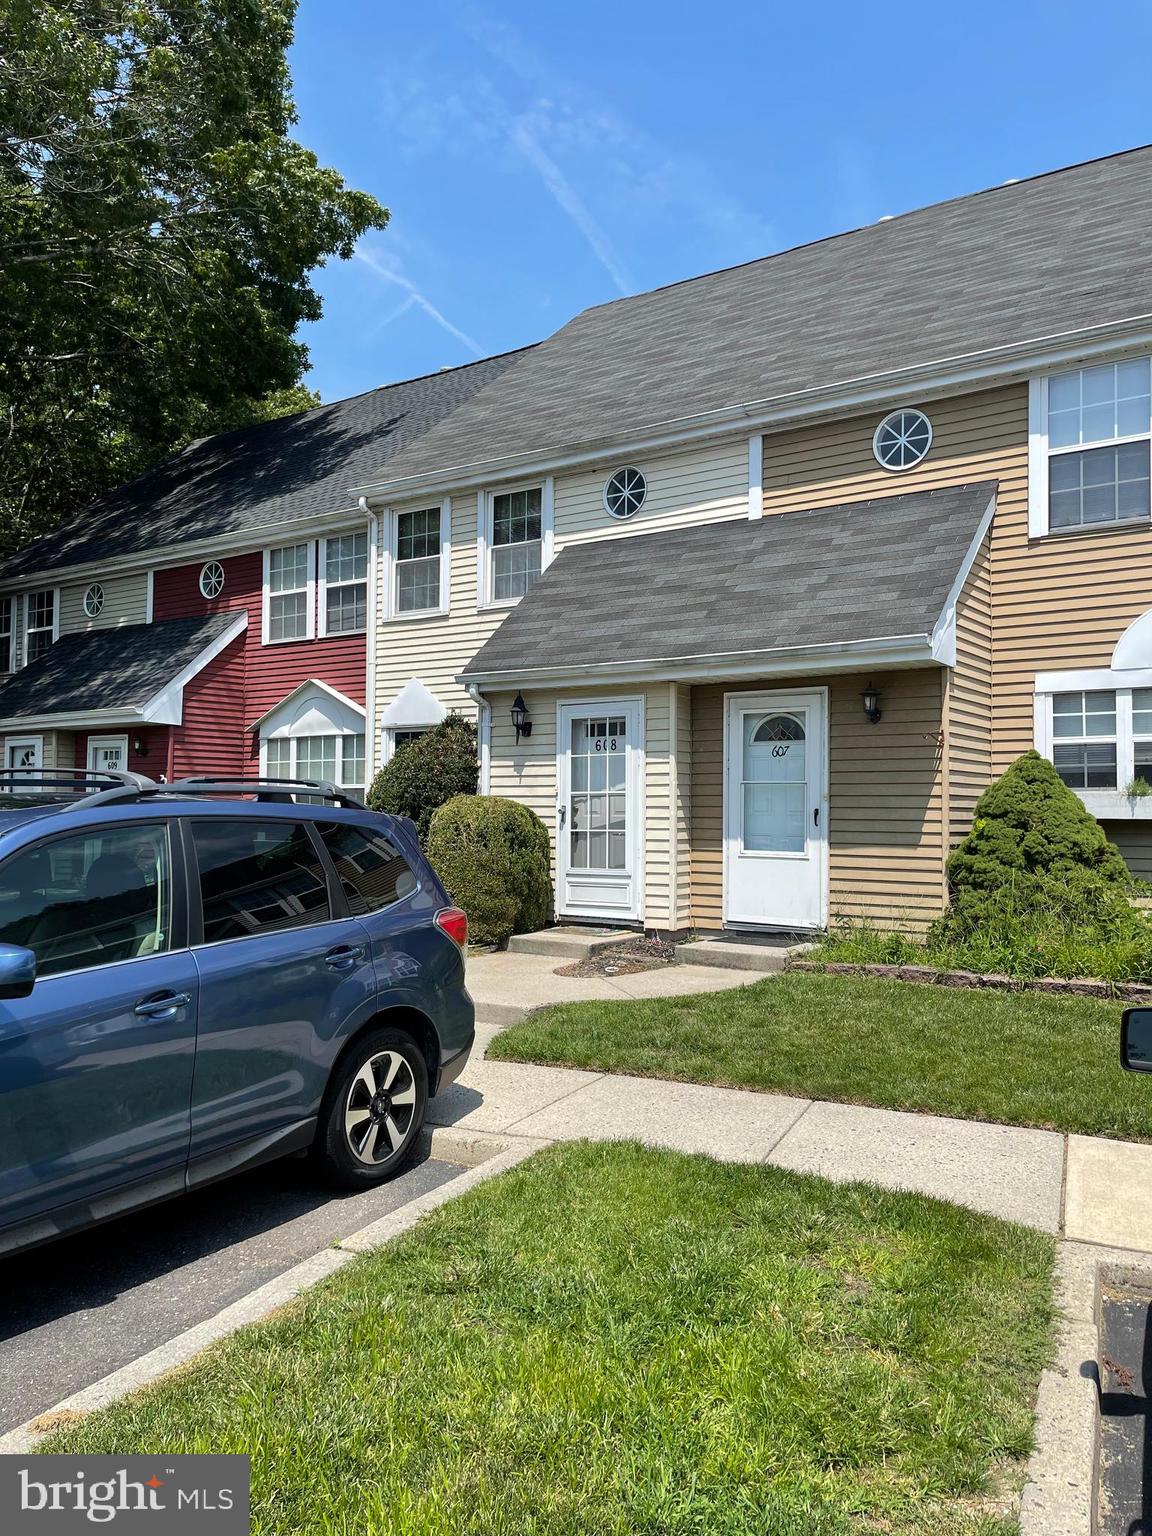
[
  {"left": 321, "top": 533, "right": 368, "bottom": 634},
  {"left": 264, "top": 543, "right": 314, "bottom": 643},
  {"left": 1029, "top": 358, "right": 1152, "bottom": 536},
  {"left": 1036, "top": 684, "right": 1152, "bottom": 807},
  {"left": 395, "top": 507, "right": 446, "bottom": 613},
  {"left": 480, "top": 480, "right": 553, "bottom": 607},
  {"left": 24, "top": 590, "right": 57, "bottom": 664}
]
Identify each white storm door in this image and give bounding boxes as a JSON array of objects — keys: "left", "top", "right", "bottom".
[
  {"left": 557, "top": 700, "right": 642, "bottom": 921},
  {"left": 724, "top": 690, "right": 826, "bottom": 929},
  {"left": 5, "top": 737, "right": 42, "bottom": 774},
  {"left": 87, "top": 735, "right": 129, "bottom": 775}
]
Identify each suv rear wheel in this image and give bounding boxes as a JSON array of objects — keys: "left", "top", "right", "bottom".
[{"left": 313, "top": 1026, "right": 428, "bottom": 1188}]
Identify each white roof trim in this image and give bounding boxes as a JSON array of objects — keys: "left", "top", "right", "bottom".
[
  {"left": 247, "top": 677, "right": 365, "bottom": 733},
  {"left": 929, "top": 491, "right": 997, "bottom": 667},
  {"left": 379, "top": 677, "right": 447, "bottom": 729}
]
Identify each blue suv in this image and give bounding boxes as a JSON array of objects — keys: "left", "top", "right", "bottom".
[{"left": 0, "top": 771, "right": 473, "bottom": 1258}]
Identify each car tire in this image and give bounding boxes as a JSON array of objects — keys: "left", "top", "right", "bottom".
[{"left": 313, "top": 1026, "right": 429, "bottom": 1189}]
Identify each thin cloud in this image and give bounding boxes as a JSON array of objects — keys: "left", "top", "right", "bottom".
[
  {"left": 353, "top": 247, "right": 484, "bottom": 356},
  {"left": 510, "top": 118, "right": 632, "bottom": 294}
]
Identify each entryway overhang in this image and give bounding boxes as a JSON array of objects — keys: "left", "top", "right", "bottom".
[
  {"left": 0, "top": 611, "right": 247, "bottom": 732},
  {"left": 457, "top": 481, "right": 996, "bottom": 691}
]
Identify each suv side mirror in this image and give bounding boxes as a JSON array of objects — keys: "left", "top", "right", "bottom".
[
  {"left": 1122, "top": 1008, "right": 1152, "bottom": 1072},
  {"left": 0, "top": 943, "right": 35, "bottom": 999}
]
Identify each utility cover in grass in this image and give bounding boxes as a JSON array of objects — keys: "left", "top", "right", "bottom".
[{"left": 39, "top": 1142, "right": 1055, "bottom": 1536}]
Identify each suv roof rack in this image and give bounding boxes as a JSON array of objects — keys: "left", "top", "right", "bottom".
[
  {"left": 72, "top": 775, "right": 365, "bottom": 810},
  {"left": 0, "top": 768, "right": 157, "bottom": 800}
]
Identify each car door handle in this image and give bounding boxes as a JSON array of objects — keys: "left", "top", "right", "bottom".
[
  {"left": 134, "top": 991, "right": 192, "bottom": 1020},
  {"left": 325, "top": 945, "right": 366, "bottom": 971}
]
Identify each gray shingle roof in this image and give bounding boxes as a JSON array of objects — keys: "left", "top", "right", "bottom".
[
  {"left": 460, "top": 482, "right": 996, "bottom": 680},
  {"left": 0, "top": 350, "right": 530, "bottom": 580},
  {"left": 0, "top": 613, "right": 240, "bottom": 720},
  {"left": 369, "top": 148, "right": 1152, "bottom": 486}
]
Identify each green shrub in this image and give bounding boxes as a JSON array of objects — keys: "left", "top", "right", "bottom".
[
  {"left": 945, "top": 750, "right": 1129, "bottom": 898},
  {"left": 426, "top": 794, "right": 552, "bottom": 947},
  {"left": 366, "top": 714, "right": 477, "bottom": 840}
]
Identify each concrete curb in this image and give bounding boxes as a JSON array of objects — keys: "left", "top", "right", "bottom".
[
  {"left": 1019, "top": 1242, "right": 1152, "bottom": 1535},
  {"left": 0, "top": 1127, "right": 551, "bottom": 1456}
]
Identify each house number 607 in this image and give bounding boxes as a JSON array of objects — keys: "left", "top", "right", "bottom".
[{"left": 771, "top": 744, "right": 790, "bottom": 757}]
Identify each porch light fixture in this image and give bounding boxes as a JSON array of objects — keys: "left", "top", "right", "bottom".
[
  {"left": 861, "top": 683, "right": 882, "bottom": 725},
  {"left": 511, "top": 692, "right": 532, "bottom": 742},
  {"left": 132, "top": 736, "right": 148, "bottom": 756}
]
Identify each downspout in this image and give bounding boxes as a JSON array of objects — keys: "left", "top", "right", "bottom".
[
  {"left": 359, "top": 496, "right": 380, "bottom": 784},
  {"left": 465, "top": 682, "right": 491, "bottom": 794}
]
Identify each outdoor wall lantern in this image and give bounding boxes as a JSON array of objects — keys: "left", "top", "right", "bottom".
[
  {"left": 511, "top": 692, "right": 533, "bottom": 742},
  {"left": 132, "top": 736, "right": 148, "bottom": 756},
  {"left": 861, "top": 683, "right": 882, "bottom": 725}
]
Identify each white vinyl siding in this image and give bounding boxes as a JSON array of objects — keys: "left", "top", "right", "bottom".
[{"left": 59, "top": 572, "right": 151, "bottom": 634}]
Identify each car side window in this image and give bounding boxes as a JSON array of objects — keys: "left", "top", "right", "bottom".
[
  {"left": 316, "top": 821, "right": 418, "bottom": 915},
  {"left": 0, "top": 823, "right": 172, "bottom": 977},
  {"left": 191, "top": 820, "right": 332, "bottom": 944}
]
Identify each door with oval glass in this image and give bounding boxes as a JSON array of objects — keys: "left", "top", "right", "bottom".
[
  {"left": 556, "top": 699, "right": 643, "bottom": 921},
  {"left": 724, "top": 689, "right": 827, "bottom": 929}
]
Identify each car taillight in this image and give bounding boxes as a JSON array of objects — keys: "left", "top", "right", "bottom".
[{"left": 435, "top": 907, "right": 468, "bottom": 948}]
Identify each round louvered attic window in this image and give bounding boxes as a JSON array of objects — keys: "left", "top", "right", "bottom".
[
  {"left": 872, "top": 409, "right": 933, "bottom": 470},
  {"left": 199, "top": 561, "right": 225, "bottom": 599},
  {"left": 603, "top": 466, "right": 647, "bottom": 518},
  {"left": 83, "top": 583, "right": 105, "bottom": 618}
]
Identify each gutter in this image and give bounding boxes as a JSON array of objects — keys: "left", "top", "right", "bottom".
[
  {"left": 465, "top": 682, "right": 491, "bottom": 794},
  {"left": 350, "top": 316, "right": 1152, "bottom": 500}
]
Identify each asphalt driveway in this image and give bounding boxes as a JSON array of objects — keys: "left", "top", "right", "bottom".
[{"left": 0, "top": 1150, "right": 464, "bottom": 1434}]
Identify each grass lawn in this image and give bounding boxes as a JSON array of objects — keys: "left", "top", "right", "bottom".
[
  {"left": 488, "top": 970, "right": 1152, "bottom": 1141},
  {"left": 41, "top": 1142, "right": 1054, "bottom": 1535}
]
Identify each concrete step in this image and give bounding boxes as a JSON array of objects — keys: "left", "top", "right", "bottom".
[
  {"left": 472, "top": 999, "right": 530, "bottom": 1028},
  {"left": 506, "top": 927, "right": 636, "bottom": 961},
  {"left": 674, "top": 939, "right": 793, "bottom": 974}
]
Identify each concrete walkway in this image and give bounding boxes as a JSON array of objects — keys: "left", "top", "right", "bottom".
[{"left": 456, "top": 950, "right": 1152, "bottom": 1247}]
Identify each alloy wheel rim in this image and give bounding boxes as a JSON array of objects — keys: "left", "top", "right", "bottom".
[{"left": 344, "top": 1050, "right": 418, "bottom": 1164}]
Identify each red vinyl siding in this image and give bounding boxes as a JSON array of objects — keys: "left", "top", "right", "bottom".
[{"left": 152, "top": 548, "right": 366, "bottom": 777}]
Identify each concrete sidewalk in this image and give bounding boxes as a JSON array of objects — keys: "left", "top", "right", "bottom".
[{"left": 451, "top": 952, "right": 1152, "bottom": 1245}]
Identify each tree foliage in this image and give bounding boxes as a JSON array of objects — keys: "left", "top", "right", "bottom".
[
  {"left": 0, "top": 0, "right": 386, "bottom": 553},
  {"left": 427, "top": 795, "right": 552, "bottom": 947},
  {"left": 366, "top": 715, "right": 479, "bottom": 841}
]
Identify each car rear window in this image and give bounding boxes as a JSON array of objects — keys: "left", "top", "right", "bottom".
[
  {"left": 316, "top": 821, "right": 417, "bottom": 915},
  {"left": 191, "top": 820, "right": 331, "bottom": 943}
]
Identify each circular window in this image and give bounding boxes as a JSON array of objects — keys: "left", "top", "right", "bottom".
[
  {"left": 199, "top": 561, "right": 225, "bottom": 599},
  {"left": 873, "top": 409, "right": 933, "bottom": 470},
  {"left": 603, "top": 466, "right": 647, "bottom": 519},
  {"left": 83, "top": 583, "right": 105, "bottom": 618}
]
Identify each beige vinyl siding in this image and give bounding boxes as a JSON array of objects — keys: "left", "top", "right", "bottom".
[
  {"left": 487, "top": 681, "right": 675, "bottom": 928},
  {"left": 59, "top": 573, "right": 150, "bottom": 634},
  {"left": 372, "top": 494, "right": 508, "bottom": 764},
  {"left": 947, "top": 534, "right": 993, "bottom": 842},
  {"left": 689, "top": 670, "right": 946, "bottom": 932},
  {"left": 553, "top": 437, "right": 748, "bottom": 547}
]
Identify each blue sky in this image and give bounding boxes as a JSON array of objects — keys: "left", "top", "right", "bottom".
[{"left": 291, "top": 0, "right": 1152, "bottom": 404}]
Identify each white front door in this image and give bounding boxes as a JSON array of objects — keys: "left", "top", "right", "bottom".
[
  {"left": 724, "top": 689, "right": 827, "bottom": 930},
  {"left": 556, "top": 699, "right": 643, "bottom": 921},
  {"left": 5, "top": 737, "right": 42, "bottom": 774},
  {"left": 87, "top": 735, "right": 128, "bottom": 775}
]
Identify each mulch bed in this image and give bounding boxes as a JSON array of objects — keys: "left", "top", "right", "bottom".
[
  {"left": 556, "top": 937, "right": 677, "bottom": 979},
  {"left": 789, "top": 957, "right": 1152, "bottom": 1002}
]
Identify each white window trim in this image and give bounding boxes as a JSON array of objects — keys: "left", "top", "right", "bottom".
[
  {"left": 1028, "top": 364, "right": 1152, "bottom": 540},
  {"left": 380, "top": 500, "right": 452, "bottom": 622},
  {"left": 318, "top": 530, "right": 370, "bottom": 638},
  {"left": 258, "top": 728, "right": 366, "bottom": 793},
  {"left": 1034, "top": 672, "right": 1152, "bottom": 818},
  {"left": 262, "top": 542, "right": 316, "bottom": 645},
  {"left": 21, "top": 588, "right": 60, "bottom": 668},
  {"left": 477, "top": 477, "right": 554, "bottom": 610},
  {"left": 380, "top": 725, "right": 438, "bottom": 765}
]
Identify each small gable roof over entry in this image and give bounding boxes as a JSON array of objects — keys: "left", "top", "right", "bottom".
[
  {"left": 0, "top": 612, "right": 245, "bottom": 727},
  {"left": 459, "top": 482, "right": 996, "bottom": 685}
]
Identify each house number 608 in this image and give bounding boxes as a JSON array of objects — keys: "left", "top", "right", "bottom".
[{"left": 594, "top": 738, "right": 618, "bottom": 752}]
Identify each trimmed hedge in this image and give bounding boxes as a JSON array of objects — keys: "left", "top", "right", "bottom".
[
  {"left": 427, "top": 795, "right": 552, "bottom": 947},
  {"left": 366, "top": 714, "right": 477, "bottom": 841}
]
